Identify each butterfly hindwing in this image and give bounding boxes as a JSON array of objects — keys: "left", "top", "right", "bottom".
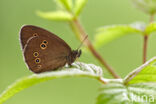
[{"left": 20, "top": 25, "right": 72, "bottom": 73}]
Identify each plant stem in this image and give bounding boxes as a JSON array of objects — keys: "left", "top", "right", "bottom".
[
  {"left": 70, "top": 18, "right": 120, "bottom": 79},
  {"left": 98, "top": 77, "right": 107, "bottom": 84},
  {"left": 142, "top": 14, "right": 154, "bottom": 63},
  {"left": 143, "top": 35, "right": 148, "bottom": 63},
  {"left": 150, "top": 13, "right": 154, "bottom": 23}
]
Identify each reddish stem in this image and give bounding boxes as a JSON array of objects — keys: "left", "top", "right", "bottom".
[
  {"left": 143, "top": 14, "right": 154, "bottom": 63},
  {"left": 143, "top": 35, "right": 148, "bottom": 63},
  {"left": 72, "top": 19, "right": 120, "bottom": 79}
]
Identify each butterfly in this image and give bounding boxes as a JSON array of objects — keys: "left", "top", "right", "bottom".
[{"left": 20, "top": 25, "right": 87, "bottom": 73}]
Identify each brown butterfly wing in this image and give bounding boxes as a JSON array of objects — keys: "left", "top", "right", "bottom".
[
  {"left": 20, "top": 25, "right": 72, "bottom": 73},
  {"left": 20, "top": 25, "right": 71, "bottom": 50},
  {"left": 20, "top": 25, "right": 38, "bottom": 49}
]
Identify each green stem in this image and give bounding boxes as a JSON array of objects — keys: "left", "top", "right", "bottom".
[
  {"left": 150, "top": 13, "right": 154, "bottom": 23},
  {"left": 69, "top": 22, "right": 81, "bottom": 40}
]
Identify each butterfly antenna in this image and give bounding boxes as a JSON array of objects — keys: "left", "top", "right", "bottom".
[{"left": 77, "top": 35, "right": 88, "bottom": 50}]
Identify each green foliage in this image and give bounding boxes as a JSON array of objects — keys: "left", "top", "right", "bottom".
[
  {"left": 97, "top": 82, "right": 156, "bottom": 104},
  {"left": 74, "top": 0, "right": 88, "bottom": 16},
  {"left": 124, "top": 57, "right": 156, "bottom": 85},
  {"left": 97, "top": 57, "right": 156, "bottom": 104},
  {"left": 97, "top": 81, "right": 130, "bottom": 104},
  {"left": 0, "top": 62, "right": 103, "bottom": 104},
  {"left": 36, "top": 11, "right": 74, "bottom": 21},
  {"left": 55, "top": 0, "right": 73, "bottom": 11},
  {"left": 38, "top": 0, "right": 88, "bottom": 21},
  {"left": 2, "top": 0, "right": 156, "bottom": 104},
  {"left": 1, "top": 58, "right": 156, "bottom": 104},
  {"left": 94, "top": 24, "right": 143, "bottom": 48},
  {"left": 145, "top": 22, "right": 156, "bottom": 34},
  {"left": 132, "top": 0, "right": 156, "bottom": 14},
  {"left": 94, "top": 22, "right": 156, "bottom": 48}
]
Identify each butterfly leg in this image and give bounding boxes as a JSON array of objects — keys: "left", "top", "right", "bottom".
[{"left": 66, "top": 56, "right": 73, "bottom": 68}]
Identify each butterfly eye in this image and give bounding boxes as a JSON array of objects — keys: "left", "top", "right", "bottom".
[
  {"left": 33, "top": 33, "right": 38, "bottom": 37},
  {"left": 33, "top": 52, "right": 39, "bottom": 57},
  {"left": 35, "top": 58, "right": 41, "bottom": 63},
  {"left": 40, "top": 43, "right": 47, "bottom": 50},
  {"left": 43, "top": 40, "right": 48, "bottom": 44}
]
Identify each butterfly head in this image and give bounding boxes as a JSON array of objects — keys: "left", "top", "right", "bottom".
[
  {"left": 73, "top": 49, "right": 81, "bottom": 58},
  {"left": 67, "top": 49, "right": 81, "bottom": 65},
  {"left": 68, "top": 35, "right": 87, "bottom": 64},
  {"left": 71, "top": 49, "right": 81, "bottom": 60}
]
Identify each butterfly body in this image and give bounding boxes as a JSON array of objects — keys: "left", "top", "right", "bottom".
[{"left": 20, "top": 25, "right": 81, "bottom": 73}]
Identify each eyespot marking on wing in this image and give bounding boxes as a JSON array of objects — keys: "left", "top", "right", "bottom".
[
  {"left": 40, "top": 43, "right": 47, "bottom": 50},
  {"left": 42, "top": 40, "right": 48, "bottom": 44},
  {"left": 37, "top": 65, "right": 42, "bottom": 68},
  {"left": 35, "top": 65, "right": 42, "bottom": 72},
  {"left": 35, "top": 58, "right": 41, "bottom": 64},
  {"left": 33, "top": 33, "right": 38, "bottom": 37},
  {"left": 33, "top": 52, "right": 39, "bottom": 57}
]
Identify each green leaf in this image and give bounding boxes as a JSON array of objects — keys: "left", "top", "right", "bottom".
[
  {"left": 74, "top": 0, "right": 88, "bottom": 16},
  {"left": 0, "top": 62, "right": 103, "bottom": 104},
  {"left": 145, "top": 22, "right": 156, "bottom": 35},
  {"left": 97, "top": 81, "right": 156, "bottom": 104},
  {"left": 97, "top": 81, "right": 130, "bottom": 104},
  {"left": 124, "top": 57, "right": 156, "bottom": 85},
  {"left": 55, "top": 0, "right": 73, "bottom": 11},
  {"left": 132, "top": 0, "right": 156, "bottom": 15},
  {"left": 36, "top": 11, "right": 73, "bottom": 21},
  {"left": 97, "top": 57, "right": 156, "bottom": 104},
  {"left": 94, "top": 24, "right": 144, "bottom": 48}
]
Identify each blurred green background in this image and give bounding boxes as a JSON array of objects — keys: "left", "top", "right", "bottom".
[{"left": 1, "top": 0, "right": 156, "bottom": 104}]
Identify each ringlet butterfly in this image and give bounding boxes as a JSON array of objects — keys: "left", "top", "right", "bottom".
[{"left": 20, "top": 25, "right": 88, "bottom": 73}]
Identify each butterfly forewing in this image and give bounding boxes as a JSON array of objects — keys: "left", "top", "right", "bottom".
[{"left": 20, "top": 25, "right": 71, "bottom": 50}]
